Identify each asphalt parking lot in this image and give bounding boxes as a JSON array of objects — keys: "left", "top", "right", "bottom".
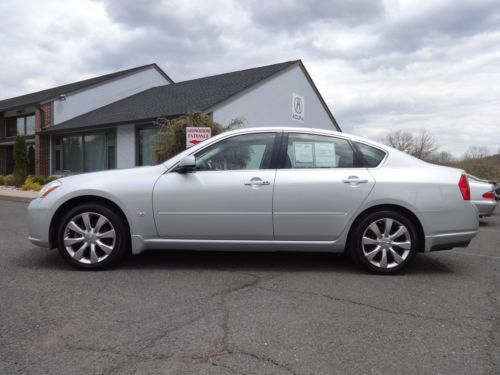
[{"left": 0, "top": 200, "right": 498, "bottom": 375}]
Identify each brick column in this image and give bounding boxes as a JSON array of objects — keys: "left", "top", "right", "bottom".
[
  {"left": 0, "top": 112, "right": 6, "bottom": 175},
  {"left": 35, "top": 102, "right": 52, "bottom": 176}
]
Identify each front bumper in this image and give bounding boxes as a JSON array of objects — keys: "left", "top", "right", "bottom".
[{"left": 27, "top": 198, "right": 53, "bottom": 248}]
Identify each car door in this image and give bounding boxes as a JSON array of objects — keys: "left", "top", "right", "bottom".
[
  {"left": 273, "top": 132, "right": 375, "bottom": 241},
  {"left": 153, "top": 132, "right": 279, "bottom": 240}
]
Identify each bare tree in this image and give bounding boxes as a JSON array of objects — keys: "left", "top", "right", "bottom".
[
  {"left": 384, "top": 129, "right": 438, "bottom": 161},
  {"left": 385, "top": 130, "right": 415, "bottom": 154},
  {"left": 464, "top": 146, "right": 490, "bottom": 160},
  {"left": 412, "top": 130, "right": 438, "bottom": 160},
  {"left": 428, "top": 150, "right": 456, "bottom": 166}
]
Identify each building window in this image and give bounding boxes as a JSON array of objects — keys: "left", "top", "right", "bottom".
[
  {"left": 5, "top": 114, "right": 35, "bottom": 137},
  {"left": 63, "top": 136, "right": 83, "bottom": 173},
  {"left": 54, "top": 130, "right": 116, "bottom": 174},
  {"left": 137, "top": 127, "right": 158, "bottom": 166}
]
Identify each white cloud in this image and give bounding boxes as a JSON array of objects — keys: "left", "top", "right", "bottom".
[{"left": 0, "top": 0, "right": 499, "bottom": 156}]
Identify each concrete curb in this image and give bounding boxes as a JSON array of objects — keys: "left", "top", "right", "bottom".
[{"left": 0, "top": 195, "right": 34, "bottom": 203}]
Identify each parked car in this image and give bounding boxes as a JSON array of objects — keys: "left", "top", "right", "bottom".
[
  {"left": 467, "top": 175, "right": 498, "bottom": 217},
  {"left": 27, "top": 127, "right": 479, "bottom": 274}
]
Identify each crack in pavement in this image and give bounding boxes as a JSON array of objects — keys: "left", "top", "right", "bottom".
[
  {"left": 227, "top": 350, "right": 298, "bottom": 375},
  {"left": 85, "top": 271, "right": 269, "bottom": 374},
  {"left": 63, "top": 271, "right": 297, "bottom": 374},
  {"left": 209, "top": 360, "right": 249, "bottom": 375},
  {"left": 255, "top": 285, "right": 489, "bottom": 330}
]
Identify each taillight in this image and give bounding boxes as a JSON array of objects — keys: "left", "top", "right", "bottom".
[
  {"left": 458, "top": 174, "right": 470, "bottom": 200},
  {"left": 482, "top": 191, "right": 495, "bottom": 200}
]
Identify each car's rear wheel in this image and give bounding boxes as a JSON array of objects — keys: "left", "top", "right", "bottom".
[
  {"left": 350, "top": 210, "right": 418, "bottom": 274},
  {"left": 56, "top": 203, "right": 129, "bottom": 270}
]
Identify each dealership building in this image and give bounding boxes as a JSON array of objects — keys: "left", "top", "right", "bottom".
[{"left": 0, "top": 60, "right": 340, "bottom": 176}]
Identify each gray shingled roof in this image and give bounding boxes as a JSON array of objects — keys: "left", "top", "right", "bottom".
[
  {"left": 44, "top": 60, "right": 299, "bottom": 133},
  {"left": 0, "top": 64, "right": 172, "bottom": 112}
]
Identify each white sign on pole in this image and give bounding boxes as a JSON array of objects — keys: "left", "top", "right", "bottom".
[
  {"left": 292, "top": 93, "right": 305, "bottom": 122},
  {"left": 186, "top": 127, "right": 211, "bottom": 148}
]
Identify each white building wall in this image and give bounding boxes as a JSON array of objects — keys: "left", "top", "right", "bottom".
[
  {"left": 53, "top": 68, "right": 170, "bottom": 125},
  {"left": 212, "top": 65, "right": 336, "bottom": 131},
  {"left": 116, "top": 124, "right": 136, "bottom": 168}
]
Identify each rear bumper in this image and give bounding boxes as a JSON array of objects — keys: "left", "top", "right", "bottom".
[
  {"left": 425, "top": 230, "right": 478, "bottom": 252},
  {"left": 472, "top": 200, "right": 497, "bottom": 217}
]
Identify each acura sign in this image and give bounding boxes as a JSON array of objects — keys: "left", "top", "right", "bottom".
[{"left": 292, "top": 93, "right": 305, "bottom": 122}]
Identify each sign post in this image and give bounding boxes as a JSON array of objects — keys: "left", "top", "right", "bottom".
[{"left": 186, "top": 127, "right": 212, "bottom": 148}]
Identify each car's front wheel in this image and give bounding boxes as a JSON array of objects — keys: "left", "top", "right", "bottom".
[
  {"left": 56, "top": 203, "right": 129, "bottom": 270},
  {"left": 350, "top": 210, "right": 418, "bottom": 274}
]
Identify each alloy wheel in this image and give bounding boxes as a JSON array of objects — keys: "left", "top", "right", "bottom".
[
  {"left": 63, "top": 212, "right": 116, "bottom": 265},
  {"left": 361, "top": 218, "right": 411, "bottom": 269}
]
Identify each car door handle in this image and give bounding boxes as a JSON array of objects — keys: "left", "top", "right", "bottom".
[
  {"left": 244, "top": 179, "right": 270, "bottom": 186},
  {"left": 342, "top": 177, "right": 369, "bottom": 184}
]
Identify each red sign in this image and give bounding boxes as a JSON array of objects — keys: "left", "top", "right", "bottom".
[{"left": 186, "top": 127, "right": 211, "bottom": 148}]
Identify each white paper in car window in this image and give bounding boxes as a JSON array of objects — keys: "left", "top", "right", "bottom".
[
  {"left": 293, "top": 142, "right": 314, "bottom": 166},
  {"left": 315, "top": 142, "right": 336, "bottom": 167}
]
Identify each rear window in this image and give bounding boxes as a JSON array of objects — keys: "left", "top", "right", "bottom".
[{"left": 354, "top": 142, "right": 386, "bottom": 167}]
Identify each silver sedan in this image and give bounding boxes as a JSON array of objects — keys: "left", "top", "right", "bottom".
[
  {"left": 27, "top": 127, "right": 479, "bottom": 274},
  {"left": 467, "top": 175, "right": 498, "bottom": 217}
]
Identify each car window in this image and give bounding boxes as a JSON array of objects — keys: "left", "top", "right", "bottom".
[
  {"left": 354, "top": 142, "right": 386, "bottom": 167},
  {"left": 195, "top": 133, "right": 276, "bottom": 171},
  {"left": 285, "top": 133, "right": 356, "bottom": 168}
]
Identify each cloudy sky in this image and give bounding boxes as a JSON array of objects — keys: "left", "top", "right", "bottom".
[{"left": 1, "top": 0, "right": 499, "bottom": 156}]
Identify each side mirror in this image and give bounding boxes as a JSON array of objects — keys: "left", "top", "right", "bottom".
[{"left": 177, "top": 155, "right": 196, "bottom": 172}]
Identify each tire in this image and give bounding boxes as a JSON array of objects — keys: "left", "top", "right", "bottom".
[
  {"left": 349, "top": 210, "right": 418, "bottom": 274},
  {"left": 56, "top": 203, "right": 130, "bottom": 270}
]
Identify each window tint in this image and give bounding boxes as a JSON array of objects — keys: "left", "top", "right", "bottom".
[
  {"left": 285, "top": 133, "right": 356, "bottom": 168},
  {"left": 354, "top": 142, "right": 386, "bottom": 167},
  {"left": 137, "top": 127, "right": 158, "bottom": 166},
  {"left": 25, "top": 115, "right": 35, "bottom": 135},
  {"left": 195, "top": 133, "right": 276, "bottom": 171},
  {"left": 5, "top": 118, "right": 17, "bottom": 137},
  {"left": 5, "top": 115, "right": 36, "bottom": 137}
]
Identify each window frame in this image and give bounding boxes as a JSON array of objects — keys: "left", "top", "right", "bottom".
[
  {"left": 193, "top": 131, "right": 281, "bottom": 172},
  {"left": 4, "top": 114, "right": 36, "bottom": 138},
  {"left": 169, "top": 131, "right": 282, "bottom": 173},
  {"left": 277, "top": 131, "right": 364, "bottom": 170},
  {"left": 352, "top": 141, "right": 388, "bottom": 169},
  {"left": 52, "top": 129, "right": 117, "bottom": 174}
]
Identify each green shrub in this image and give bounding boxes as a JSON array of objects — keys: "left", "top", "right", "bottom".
[
  {"left": 152, "top": 112, "right": 224, "bottom": 163},
  {"left": 4, "top": 174, "right": 15, "bottom": 186},
  {"left": 0, "top": 175, "right": 3, "bottom": 185},
  {"left": 13, "top": 135, "right": 28, "bottom": 187},
  {"left": 21, "top": 176, "right": 42, "bottom": 191},
  {"left": 29, "top": 175, "right": 57, "bottom": 185}
]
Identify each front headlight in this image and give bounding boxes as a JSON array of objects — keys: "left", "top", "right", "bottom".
[{"left": 37, "top": 180, "right": 62, "bottom": 199}]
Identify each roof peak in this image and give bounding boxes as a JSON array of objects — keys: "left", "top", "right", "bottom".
[
  {"left": 0, "top": 63, "right": 172, "bottom": 112},
  {"left": 175, "top": 60, "right": 300, "bottom": 85}
]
